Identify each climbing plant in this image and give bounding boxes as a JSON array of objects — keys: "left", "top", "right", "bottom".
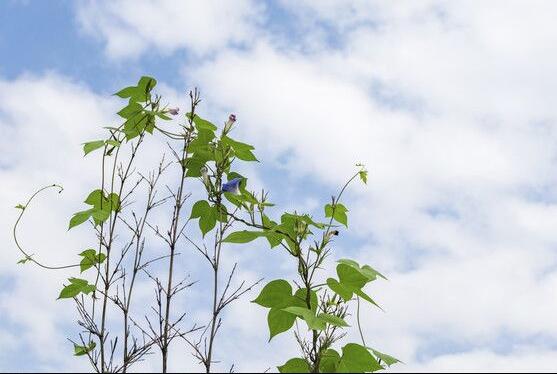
[{"left": 13, "top": 76, "right": 398, "bottom": 373}]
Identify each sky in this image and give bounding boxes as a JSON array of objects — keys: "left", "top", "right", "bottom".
[{"left": 2, "top": 0, "right": 557, "bottom": 372}]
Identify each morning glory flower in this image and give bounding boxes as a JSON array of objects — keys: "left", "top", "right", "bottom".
[
  {"left": 224, "top": 113, "right": 236, "bottom": 132},
  {"left": 168, "top": 107, "right": 179, "bottom": 116},
  {"left": 222, "top": 177, "right": 242, "bottom": 194}
]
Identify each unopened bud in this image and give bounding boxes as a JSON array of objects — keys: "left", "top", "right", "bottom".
[{"left": 224, "top": 114, "right": 237, "bottom": 132}]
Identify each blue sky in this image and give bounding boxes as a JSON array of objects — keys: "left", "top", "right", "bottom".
[{"left": 2, "top": 0, "right": 557, "bottom": 372}]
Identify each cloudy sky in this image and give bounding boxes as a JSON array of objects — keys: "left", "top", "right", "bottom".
[{"left": 2, "top": 0, "right": 557, "bottom": 372}]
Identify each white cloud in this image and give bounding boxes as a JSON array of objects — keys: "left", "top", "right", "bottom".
[{"left": 75, "top": 0, "right": 264, "bottom": 59}]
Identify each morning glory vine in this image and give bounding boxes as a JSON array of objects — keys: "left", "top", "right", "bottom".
[{"left": 12, "top": 75, "right": 399, "bottom": 373}]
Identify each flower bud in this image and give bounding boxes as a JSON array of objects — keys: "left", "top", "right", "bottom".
[
  {"left": 200, "top": 166, "right": 210, "bottom": 186},
  {"left": 224, "top": 114, "right": 236, "bottom": 132}
]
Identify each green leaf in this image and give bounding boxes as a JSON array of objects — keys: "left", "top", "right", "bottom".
[
  {"left": 117, "top": 102, "right": 143, "bottom": 119},
  {"left": 15, "top": 204, "right": 25, "bottom": 210},
  {"left": 338, "top": 259, "right": 387, "bottom": 281},
  {"left": 114, "top": 86, "right": 137, "bottom": 98},
  {"left": 337, "top": 263, "right": 367, "bottom": 290},
  {"left": 123, "top": 112, "right": 150, "bottom": 140},
  {"left": 252, "top": 279, "right": 292, "bottom": 308},
  {"left": 361, "top": 264, "right": 387, "bottom": 281},
  {"left": 137, "top": 76, "right": 157, "bottom": 92},
  {"left": 318, "top": 313, "right": 349, "bottom": 327},
  {"left": 325, "top": 203, "right": 348, "bottom": 227},
  {"left": 278, "top": 358, "right": 310, "bottom": 373},
  {"left": 58, "top": 278, "right": 96, "bottom": 299},
  {"left": 232, "top": 147, "right": 258, "bottom": 162},
  {"left": 155, "top": 111, "right": 172, "bottom": 120},
  {"left": 79, "top": 249, "right": 107, "bottom": 273},
  {"left": 354, "top": 288, "right": 382, "bottom": 310},
  {"left": 107, "top": 192, "right": 121, "bottom": 212},
  {"left": 91, "top": 208, "right": 110, "bottom": 223},
  {"left": 190, "top": 200, "right": 210, "bottom": 219},
  {"left": 105, "top": 139, "right": 121, "bottom": 147},
  {"left": 359, "top": 170, "right": 368, "bottom": 184},
  {"left": 216, "top": 204, "right": 228, "bottom": 223},
  {"left": 84, "top": 189, "right": 105, "bottom": 208},
  {"left": 268, "top": 308, "right": 296, "bottom": 341},
  {"left": 189, "top": 113, "right": 218, "bottom": 131},
  {"left": 74, "top": 341, "right": 96, "bottom": 356},
  {"left": 189, "top": 201, "right": 217, "bottom": 236},
  {"left": 69, "top": 210, "right": 93, "bottom": 230},
  {"left": 17, "top": 256, "right": 31, "bottom": 265},
  {"left": 114, "top": 77, "right": 156, "bottom": 101},
  {"left": 83, "top": 140, "right": 105, "bottom": 156},
  {"left": 184, "top": 154, "right": 209, "bottom": 177},
  {"left": 338, "top": 343, "right": 382, "bottom": 373},
  {"left": 199, "top": 205, "right": 217, "bottom": 237},
  {"left": 326, "top": 278, "right": 353, "bottom": 301},
  {"left": 320, "top": 349, "right": 341, "bottom": 373},
  {"left": 370, "top": 349, "right": 400, "bottom": 367},
  {"left": 282, "top": 307, "right": 326, "bottom": 331},
  {"left": 144, "top": 113, "right": 156, "bottom": 134},
  {"left": 293, "top": 288, "right": 318, "bottom": 312},
  {"left": 223, "top": 192, "right": 243, "bottom": 207},
  {"left": 221, "top": 135, "right": 258, "bottom": 162},
  {"left": 222, "top": 230, "right": 266, "bottom": 244}
]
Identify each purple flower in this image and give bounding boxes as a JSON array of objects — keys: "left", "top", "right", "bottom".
[
  {"left": 222, "top": 177, "right": 242, "bottom": 194},
  {"left": 224, "top": 114, "right": 237, "bottom": 132},
  {"left": 168, "top": 107, "right": 179, "bottom": 116}
]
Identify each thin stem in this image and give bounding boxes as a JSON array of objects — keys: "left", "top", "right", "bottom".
[{"left": 12, "top": 184, "right": 79, "bottom": 270}]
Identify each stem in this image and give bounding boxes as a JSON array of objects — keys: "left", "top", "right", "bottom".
[
  {"left": 161, "top": 93, "right": 197, "bottom": 372},
  {"left": 100, "top": 134, "right": 144, "bottom": 372},
  {"left": 12, "top": 184, "right": 79, "bottom": 270},
  {"left": 205, "top": 207, "right": 225, "bottom": 373}
]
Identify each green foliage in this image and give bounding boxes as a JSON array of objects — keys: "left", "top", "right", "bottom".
[
  {"left": 13, "top": 76, "right": 397, "bottom": 373},
  {"left": 188, "top": 113, "right": 218, "bottom": 132},
  {"left": 278, "top": 358, "right": 310, "bottom": 373},
  {"left": 222, "top": 230, "right": 267, "bottom": 244},
  {"left": 69, "top": 190, "right": 120, "bottom": 229},
  {"left": 17, "top": 256, "right": 32, "bottom": 265},
  {"left": 58, "top": 278, "right": 96, "bottom": 299},
  {"left": 370, "top": 349, "right": 401, "bottom": 367},
  {"left": 74, "top": 341, "right": 96, "bottom": 356},
  {"left": 82, "top": 140, "right": 105, "bottom": 156},
  {"left": 320, "top": 349, "right": 341, "bottom": 372},
  {"left": 190, "top": 200, "right": 218, "bottom": 236},
  {"left": 337, "top": 343, "right": 382, "bottom": 373},
  {"left": 79, "top": 249, "right": 106, "bottom": 273},
  {"left": 83, "top": 139, "right": 121, "bottom": 156},
  {"left": 221, "top": 135, "right": 258, "bottom": 162},
  {"left": 115, "top": 76, "right": 157, "bottom": 103},
  {"left": 325, "top": 260, "right": 382, "bottom": 309},
  {"left": 325, "top": 203, "right": 348, "bottom": 227},
  {"left": 267, "top": 308, "right": 296, "bottom": 341},
  {"left": 252, "top": 279, "right": 293, "bottom": 308}
]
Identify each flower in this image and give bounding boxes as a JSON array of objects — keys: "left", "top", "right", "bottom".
[
  {"left": 168, "top": 107, "right": 179, "bottom": 116},
  {"left": 222, "top": 177, "right": 242, "bottom": 194},
  {"left": 224, "top": 113, "right": 237, "bottom": 132},
  {"left": 200, "top": 166, "right": 210, "bottom": 186}
]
